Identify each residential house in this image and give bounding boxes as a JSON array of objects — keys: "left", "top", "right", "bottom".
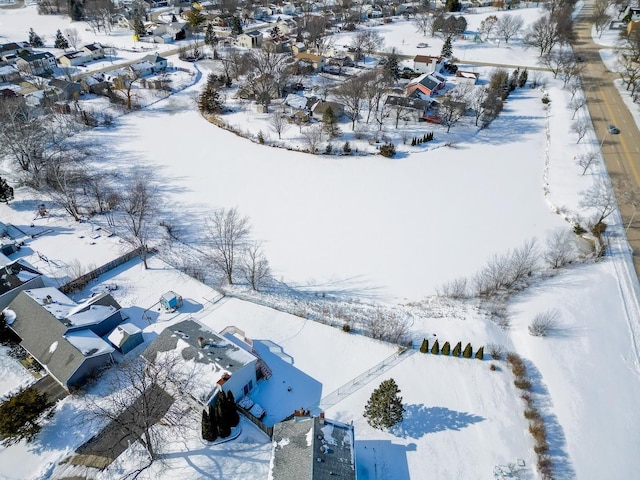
[
  {"left": 16, "top": 52, "right": 56, "bottom": 76},
  {"left": 284, "top": 93, "right": 317, "bottom": 113},
  {"left": 384, "top": 95, "right": 432, "bottom": 122},
  {"left": 455, "top": 70, "right": 479, "bottom": 85},
  {"left": 270, "top": 415, "right": 357, "bottom": 480},
  {"left": 237, "top": 31, "right": 264, "bottom": 49},
  {"left": 129, "top": 60, "right": 155, "bottom": 77},
  {"left": 0, "top": 261, "right": 44, "bottom": 311},
  {"left": 262, "top": 36, "right": 291, "bottom": 53},
  {"left": 48, "top": 79, "right": 82, "bottom": 100},
  {"left": 142, "top": 318, "right": 262, "bottom": 405},
  {"left": 405, "top": 72, "right": 446, "bottom": 97},
  {"left": 295, "top": 52, "right": 325, "bottom": 73},
  {"left": 140, "top": 53, "right": 168, "bottom": 72},
  {"left": 5, "top": 288, "right": 124, "bottom": 389},
  {"left": 81, "top": 43, "right": 105, "bottom": 61},
  {"left": 0, "top": 41, "right": 32, "bottom": 62},
  {"left": 107, "top": 322, "right": 143, "bottom": 354},
  {"left": 152, "top": 21, "right": 189, "bottom": 42},
  {"left": 80, "top": 74, "right": 109, "bottom": 94},
  {"left": 311, "top": 99, "right": 344, "bottom": 120},
  {"left": 274, "top": 18, "right": 298, "bottom": 36},
  {"left": 413, "top": 54, "right": 445, "bottom": 74},
  {"left": 58, "top": 50, "right": 89, "bottom": 67},
  {"left": 0, "top": 64, "right": 20, "bottom": 83}
]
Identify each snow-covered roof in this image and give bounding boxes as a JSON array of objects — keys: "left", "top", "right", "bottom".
[
  {"left": 107, "top": 322, "right": 142, "bottom": 347},
  {"left": 284, "top": 93, "right": 309, "bottom": 110},
  {"left": 23, "top": 287, "right": 76, "bottom": 320},
  {"left": 66, "top": 304, "right": 117, "bottom": 328},
  {"left": 65, "top": 329, "right": 114, "bottom": 357}
]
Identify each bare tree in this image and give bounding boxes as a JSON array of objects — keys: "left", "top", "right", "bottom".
[
  {"left": 524, "top": 15, "right": 561, "bottom": 56},
  {"left": 478, "top": 15, "right": 499, "bottom": 41},
  {"left": 544, "top": 229, "right": 576, "bottom": 268},
  {"left": 64, "top": 28, "right": 81, "bottom": 49},
  {"left": 496, "top": 14, "right": 524, "bottom": 44},
  {"left": 333, "top": 76, "right": 365, "bottom": 129},
  {"left": 579, "top": 177, "right": 617, "bottom": 225},
  {"left": 413, "top": 12, "right": 435, "bottom": 37},
  {"left": 242, "top": 243, "right": 271, "bottom": 291},
  {"left": 268, "top": 108, "right": 290, "bottom": 139},
  {"left": 302, "top": 124, "right": 323, "bottom": 153},
  {"left": 528, "top": 309, "right": 560, "bottom": 336},
  {"left": 618, "top": 53, "right": 640, "bottom": 97},
  {"left": 591, "top": 0, "right": 610, "bottom": 39},
  {"left": 351, "top": 30, "right": 384, "bottom": 65},
  {"left": 205, "top": 207, "right": 251, "bottom": 285},
  {"left": 577, "top": 151, "right": 598, "bottom": 175},
  {"left": 363, "top": 308, "right": 410, "bottom": 344},
  {"left": 569, "top": 96, "right": 585, "bottom": 119},
  {"left": 439, "top": 86, "right": 470, "bottom": 133},
  {"left": 118, "top": 174, "right": 159, "bottom": 269},
  {"left": 112, "top": 69, "right": 144, "bottom": 110},
  {"left": 83, "top": 355, "right": 195, "bottom": 468},
  {"left": 571, "top": 119, "right": 589, "bottom": 143},
  {"left": 45, "top": 162, "right": 87, "bottom": 221}
]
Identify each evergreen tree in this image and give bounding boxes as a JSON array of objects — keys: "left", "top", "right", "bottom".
[
  {"left": 518, "top": 68, "right": 528, "bottom": 88},
  {"left": 363, "top": 378, "right": 405, "bottom": 430},
  {"left": 28, "top": 28, "right": 44, "bottom": 48},
  {"left": 54, "top": 30, "right": 69, "bottom": 49},
  {"left": 343, "top": 141, "right": 351, "bottom": 155},
  {"left": 463, "top": 343, "right": 473, "bottom": 358},
  {"left": 216, "top": 392, "right": 231, "bottom": 438},
  {"left": 208, "top": 404, "right": 218, "bottom": 438},
  {"left": 445, "top": 0, "right": 461, "bottom": 12},
  {"left": 475, "top": 346, "right": 484, "bottom": 360},
  {"left": 225, "top": 390, "right": 240, "bottom": 427},
  {"left": 383, "top": 50, "right": 400, "bottom": 82},
  {"left": 205, "top": 23, "right": 217, "bottom": 48},
  {"left": 133, "top": 17, "right": 147, "bottom": 38},
  {"left": 441, "top": 341, "right": 451, "bottom": 356},
  {"left": 322, "top": 106, "right": 340, "bottom": 138},
  {"left": 419, "top": 338, "right": 428, "bottom": 353},
  {"left": 0, "top": 177, "right": 14, "bottom": 204},
  {"left": 0, "top": 387, "right": 52, "bottom": 444},
  {"left": 202, "top": 408, "right": 217, "bottom": 441},
  {"left": 452, "top": 341, "right": 462, "bottom": 357},
  {"left": 68, "top": 0, "right": 84, "bottom": 21},
  {"left": 441, "top": 36, "right": 453, "bottom": 58},
  {"left": 199, "top": 74, "right": 224, "bottom": 114},
  {"left": 230, "top": 16, "right": 243, "bottom": 35},
  {"left": 431, "top": 339, "right": 440, "bottom": 354}
]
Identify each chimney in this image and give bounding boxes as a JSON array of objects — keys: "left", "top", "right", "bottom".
[
  {"left": 197, "top": 336, "right": 205, "bottom": 348},
  {"left": 319, "top": 412, "right": 325, "bottom": 425},
  {"left": 43, "top": 295, "right": 52, "bottom": 305}
]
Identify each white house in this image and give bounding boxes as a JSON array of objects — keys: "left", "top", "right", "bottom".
[
  {"left": 16, "top": 52, "right": 56, "bottom": 75},
  {"left": 413, "top": 54, "right": 445, "bottom": 74}
]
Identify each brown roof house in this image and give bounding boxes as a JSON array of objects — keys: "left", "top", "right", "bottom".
[
  {"left": 413, "top": 54, "right": 445, "bottom": 74},
  {"left": 405, "top": 72, "right": 446, "bottom": 97},
  {"left": 270, "top": 415, "right": 357, "bottom": 480},
  {"left": 5, "top": 287, "right": 124, "bottom": 389}
]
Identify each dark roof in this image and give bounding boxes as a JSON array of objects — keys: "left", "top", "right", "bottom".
[
  {"left": 82, "top": 43, "right": 102, "bottom": 51},
  {"left": 414, "top": 54, "right": 442, "bottom": 63},
  {"left": 142, "top": 318, "right": 256, "bottom": 374},
  {"left": 414, "top": 74, "right": 440, "bottom": 91},
  {"left": 0, "top": 260, "right": 41, "bottom": 296},
  {"left": 8, "top": 291, "right": 113, "bottom": 387},
  {"left": 140, "top": 52, "right": 167, "bottom": 64},
  {"left": 384, "top": 95, "right": 431, "bottom": 110},
  {"left": 22, "top": 52, "right": 54, "bottom": 62},
  {"left": 271, "top": 417, "right": 356, "bottom": 480}
]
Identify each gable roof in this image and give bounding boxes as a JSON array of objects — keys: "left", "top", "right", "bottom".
[
  {"left": 271, "top": 416, "right": 356, "bottom": 480},
  {"left": 140, "top": 52, "right": 167, "bottom": 65},
  {"left": 0, "top": 260, "right": 41, "bottom": 296},
  {"left": 384, "top": 95, "right": 431, "bottom": 111},
  {"left": 414, "top": 54, "right": 442, "bottom": 64},
  {"left": 82, "top": 43, "right": 103, "bottom": 52},
  {"left": 7, "top": 291, "right": 114, "bottom": 386},
  {"left": 407, "top": 72, "right": 440, "bottom": 91}
]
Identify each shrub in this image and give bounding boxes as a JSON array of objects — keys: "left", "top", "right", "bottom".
[
  {"left": 441, "top": 341, "right": 451, "bottom": 355},
  {"left": 529, "top": 420, "right": 547, "bottom": 443},
  {"left": 343, "top": 141, "right": 352, "bottom": 155},
  {"left": 514, "top": 378, "right": 532, "bottom": 390},
  {"left": 419, "top": 338, "right": 428, "bottom": 353},
  {"left": 541, "top": 94, "right": 550, "bottom": 104},
  {"left": 257, "top": 130, "right": 265, "bottom": 144},
  {"left": 537, "top": 454, "right": 553, "bottom": 476},
  {"left": 379, "top": 142, "right": 396, "bottom": 158},
  {"left": 520, "top": 392, "right": 534, "bottom": 407},
  {"left": 573, "top": 223, "right": 587, "bottom": 235},
  {"left": 325, "top": 143, "right": 333, "bottom": 154},
  {"left": 511, "top": 362, "right": 527, "bottom": 377},
  {"left": 463, "top": 343, "right": 473, "bottom": 358},
  {"left": 524, "top": 408, "right": 541, "bottom": 420},
  {"left": 0, "top": 387, "right": 53, "bottom": 445},
  {"left": 506, "top": 352, "right": 523, "bottom": 367},
  {"left": 487, "top": 343, "right": 504, "bottom": 360},
  {"left": 489, "top": 363, "right": 497, "bottom": 371},
  {"left": 528, "top": 309, "right": 559, "bottom": 337},
  {"left": 342, "top": 323, "right": 351, "bottom": 333},
  {"left": 534, "top": 443, "right": 549, "bottom": 454},
  {"left": 475, "top": 346, "right": 484, "bottom": 360},
  {"left": 452, "top": 341, "right": 462, "bottom": 357},
  {"left": 431, "top": 339, "right": 440, "bottom": 354}
]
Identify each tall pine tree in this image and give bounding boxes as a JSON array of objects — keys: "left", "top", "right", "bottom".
[
  {"left": 54, "top": 30, "right": 69, "bottom": 49},
  {"left": 28, "top": 28, "right": 44, "bottom": 48},
  {"left": 225, "top": 390, "right": 240, "bottom": 427},
  {"left": 441, "top": 36, "right": 453, "bottom": 58},
  {"left": 0, "top": 177, "right": 14, "bottom": 204},
  {"left": 363, "top": 378, "right": 405, "bottom": 430}
]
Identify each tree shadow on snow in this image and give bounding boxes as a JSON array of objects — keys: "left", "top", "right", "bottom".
[{"left": 393, "top": 404, "right": 484, "bottom": 439}]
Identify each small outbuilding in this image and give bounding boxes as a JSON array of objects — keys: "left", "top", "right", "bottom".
[
  {"left": 107, "top": 322, "right": 143, "bottom": 354},
  {"left": 160, "top": 291, "right": 183, "bottom": 312}
]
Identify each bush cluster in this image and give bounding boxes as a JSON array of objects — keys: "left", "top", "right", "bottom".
[
  {"left": 419, "top": 339, "right": 483, "bottom": 359},
  {"left": 379, "top": 142, "right": 396, "bottom": 158},
  {"left": 508, "top": 352, "right": 554, "bottom": 478}
]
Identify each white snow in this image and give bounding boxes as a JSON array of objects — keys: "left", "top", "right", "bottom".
[
  {"left": 48, "top": 340, "right": 58, "bottom": 354},
  {"left": 65, "top": 330, "right": 114, "bottom": 357}
]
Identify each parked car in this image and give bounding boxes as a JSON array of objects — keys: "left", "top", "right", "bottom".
[{"left": 609, "top": 125, "right": 620, "bottom": 134}]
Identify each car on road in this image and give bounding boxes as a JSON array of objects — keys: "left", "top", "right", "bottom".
[{"left": 609, "top": 125, "right": 620, "bottom": 134}]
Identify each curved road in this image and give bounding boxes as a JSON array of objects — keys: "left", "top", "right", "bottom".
[{"left": 573, "top": 2, "right": 640, "bottom": 275}]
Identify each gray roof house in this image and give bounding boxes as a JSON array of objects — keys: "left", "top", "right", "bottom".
[
  {"left": 143, "top": 318, "right": 260, "bottom": 406},
  {"left": 16, "top": 52, "right": 56, "bottom": 76},
  {"left": 271, "top": 415, "right": 357, "bottom": 480},
  {"left": 5, "top": 287, "right": 122, "bottom": 389},
  {"left": 0, "top": 260, "right": 44, "bottom": 311}
]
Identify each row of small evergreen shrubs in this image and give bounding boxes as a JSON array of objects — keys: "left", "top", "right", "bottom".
[
  {"left": 411, "top": 132, "right": 434, "bottom": 146},
  {"left": 201, "top": 390, "right": 240, "bottom": 442},
  {"left": 419, "top": 339, "right": 484, "bottom": 360},
  {"left": 507, "top": 352, "right": 553, "bottom": 478}
]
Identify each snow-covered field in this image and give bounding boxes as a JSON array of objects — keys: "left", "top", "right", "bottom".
[{"left": 1, "top": 3, "right": 640, "bottom": 480}]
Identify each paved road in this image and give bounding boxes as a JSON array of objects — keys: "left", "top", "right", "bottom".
[{"left": 573, "top": 2, "right": 640, "bottom": 275}]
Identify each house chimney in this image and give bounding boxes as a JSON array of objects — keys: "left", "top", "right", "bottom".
[
  {"left": 197, "top": 336, "right": 205, "bottom": 348},
  {"left": 44, "top": 295, "right": 52, "bottom": 305},
  {"left": 319, "top": 412, "right": 325, "bottom": 425}
]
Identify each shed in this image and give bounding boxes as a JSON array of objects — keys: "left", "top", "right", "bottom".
[{"left": 160, "top": 290, "right": 183, "bottom": 312}]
